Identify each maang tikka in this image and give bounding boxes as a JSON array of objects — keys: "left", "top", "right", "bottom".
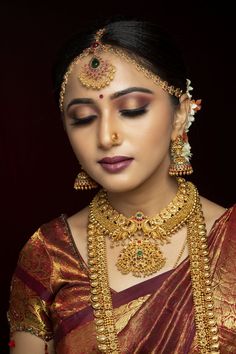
[
  {"left": 59, "top": 28, "right": 183, "bottom": 112},
  {"left": 78, "top": 29, "right": 116, "bottom": 90}
]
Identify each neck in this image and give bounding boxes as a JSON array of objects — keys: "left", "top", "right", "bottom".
[{"left": 106, "top": 169, "right": 179, "bottom": 218}]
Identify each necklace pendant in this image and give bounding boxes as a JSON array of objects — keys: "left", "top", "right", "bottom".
[{"left": 116, "top": 239, "right": 166, "bottom": 277}]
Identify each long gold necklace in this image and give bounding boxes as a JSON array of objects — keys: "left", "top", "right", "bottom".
[{"left": 87, "top": 178, "right": 220, "bottom": 353}]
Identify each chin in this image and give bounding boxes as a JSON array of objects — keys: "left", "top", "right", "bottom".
[{"left": 96, "top": 176, "right": 145, "bottom": 194}]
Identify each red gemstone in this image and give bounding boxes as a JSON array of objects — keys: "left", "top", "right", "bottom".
[
  {"left": 182, "top": 132, "right": 188, "bottom": 142},
  {"left": 92, "top": 42, "right": 99, "bottom": 48},
  {"left": 8, "top": 340, "right": 15, "bottom": 348}
]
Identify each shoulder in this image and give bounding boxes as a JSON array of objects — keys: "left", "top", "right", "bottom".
[
  {"left": 199, "top": 196, "right": 228, "bottom": 234},
  {"left": 17, "top": 215, "right": 70, "bottom": 267}
]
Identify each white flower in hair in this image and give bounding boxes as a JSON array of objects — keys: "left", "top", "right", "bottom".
[
  {"left": 181, "top": 141, "right": 192, "bottom": 162},
  {"left": 185, "top": 79, "right": 202, "bottom": 133},
  {"left": 180, "top": 79, "right": 202, "bottom": 162}
]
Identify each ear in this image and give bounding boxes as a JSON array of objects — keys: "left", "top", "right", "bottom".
[{"left": 171, "top": 94, "right": 190, "bottom": 140}]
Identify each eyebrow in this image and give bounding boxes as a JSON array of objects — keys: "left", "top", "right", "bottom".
[
  {"left": 66, "top": 87, "right": 154, "bottom": 112},
  {"left": 110, "top": 87, "right": 154, "bottom": 99}
]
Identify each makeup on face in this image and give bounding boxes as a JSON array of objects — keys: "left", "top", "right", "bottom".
[
  {"left": 66, "top": 87, "right": 155, "bottom": 126},
  {"left": 98, "top": 158, "right": 134, "bottom": 173},
  {"left": 66, "top": 87, "right": 154, "bottom": 112}
]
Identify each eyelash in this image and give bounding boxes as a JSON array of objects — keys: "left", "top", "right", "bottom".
[{"left": 70, "top": 104, "right": 148, "bottom": 126}]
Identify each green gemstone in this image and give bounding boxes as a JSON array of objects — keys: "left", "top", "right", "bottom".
[
  {"left": 90, "top": 57, "right": 100, "bottom": 69},
  {"left": 137, "top": 250, "right": 143, "bottom": 257}
]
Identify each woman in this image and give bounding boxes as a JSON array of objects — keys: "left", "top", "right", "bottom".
[{"left": 8, "top": 20, "right": 236, "bottom": 353}]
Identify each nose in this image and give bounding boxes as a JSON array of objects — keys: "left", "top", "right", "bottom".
[{"left": 97, "top": 113, "right": 122, "bottom": 150}]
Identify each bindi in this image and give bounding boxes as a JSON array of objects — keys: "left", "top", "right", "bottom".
[{"left": 99, "top": 94, "right": 104, "bottom": 99}]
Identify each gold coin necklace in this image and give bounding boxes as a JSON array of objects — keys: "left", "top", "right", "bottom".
[{"left": 87, "top": 178, "right": 220, "bottom": 353}]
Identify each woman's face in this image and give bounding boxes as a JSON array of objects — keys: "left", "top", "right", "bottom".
[{"left": 63, "top": 54, "right": 180, "bottom": 193}]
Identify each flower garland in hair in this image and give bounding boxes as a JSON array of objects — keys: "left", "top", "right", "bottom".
[{"left": 181, "top": 79, "right": 202, "bottom": 162}]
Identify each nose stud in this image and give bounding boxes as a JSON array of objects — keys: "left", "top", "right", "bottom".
[{"left": 111, "top": 132, "right": 120, "bottom": 144}]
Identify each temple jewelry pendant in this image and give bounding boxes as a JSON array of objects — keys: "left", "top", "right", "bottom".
[
  {"left": 116, "top": 239, "right": 166, "bottom": 277},
  {"left": 78, "top": 55, "right": 116, "bottom": 89}
]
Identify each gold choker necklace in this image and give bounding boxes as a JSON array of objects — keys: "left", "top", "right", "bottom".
[
  {"left": 90, "top": 178, "right": 197, "bottom": 277},
  {"left": 87, "top": 178, "right": 220, "bottom": 353}
]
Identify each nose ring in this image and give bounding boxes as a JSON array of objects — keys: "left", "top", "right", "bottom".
[{"left": 111, "top": 132, "right": 119, "bottom": 143}]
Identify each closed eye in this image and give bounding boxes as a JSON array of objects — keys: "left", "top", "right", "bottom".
[
  {"left": 120, "top": 104, "right": 149, "bottom": 117},
  {"left": 70, "top": 115, "right": 97, "bottom": 126}
]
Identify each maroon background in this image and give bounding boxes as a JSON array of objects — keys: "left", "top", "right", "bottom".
[{"left": 1, "top": 1, "right": 235, "bottom": 352}]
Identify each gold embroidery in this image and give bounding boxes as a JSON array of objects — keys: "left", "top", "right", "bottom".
[{"left": 113, "top": 294, "right": 151, "bottom": 333}]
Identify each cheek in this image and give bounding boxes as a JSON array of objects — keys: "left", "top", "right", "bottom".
[
  {"left": 131, "top": 110, "right": 172, "bottom": 151},
  {"left": 66, "top": 129, "right": 92, "bottom": 161}
]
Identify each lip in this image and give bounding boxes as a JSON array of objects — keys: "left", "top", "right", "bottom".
[
  {"left": 98, "top": 158, "right": 134, "bottom": 173},
  {"left": 98, "top": 156, "right": 132, "bottom": 164}
]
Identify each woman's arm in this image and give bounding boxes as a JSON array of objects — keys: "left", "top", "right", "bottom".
[{"left": 10, "top": 332, "right": 55, "bottom": 354}]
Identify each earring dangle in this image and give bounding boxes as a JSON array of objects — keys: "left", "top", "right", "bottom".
[
  {"left": 74, "top": 166, "right": 98, "bottom": 190},
  {"left": 168, "top": 134, "right": 193, "bottom": 176}
]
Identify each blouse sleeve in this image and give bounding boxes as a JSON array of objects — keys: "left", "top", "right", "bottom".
[{"left": 7, "top": 228, "right": 54, "bottom": 341}]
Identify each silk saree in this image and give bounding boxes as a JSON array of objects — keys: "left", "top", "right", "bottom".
[{"left": 8, "top": 206, "right": 236, "bottom": 353}]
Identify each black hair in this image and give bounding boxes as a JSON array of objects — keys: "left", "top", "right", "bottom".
[{"left": 52, "top": 19, "right": 187, "bottom": 108}]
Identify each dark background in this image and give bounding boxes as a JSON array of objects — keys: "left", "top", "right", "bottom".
[{"left": 1, "top": 0, "right": 236, "bottom": 352}]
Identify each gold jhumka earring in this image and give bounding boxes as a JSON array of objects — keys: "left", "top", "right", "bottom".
[
  {"left": 168, "top": 133, "right": 193, "bottom": 176},
  {"left": 74, "top": 166, "right": 98, "bottom": 190},
  {"left": 74, "top": 132, "right": 120, "bottom": 190}
]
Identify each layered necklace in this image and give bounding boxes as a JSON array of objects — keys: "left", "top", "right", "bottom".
[{"left": 87, "top": 178, "right": 220, "bottom": 353}]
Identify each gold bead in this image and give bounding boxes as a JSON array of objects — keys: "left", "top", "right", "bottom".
[
  {"left": 91, "top": 281, "right": 98, "bottom": 287},
  {"left": 89, "top": 259, "right": 96, "bottom": 265},
  {"left": 207, "top": 303, "right": 214, "bottom": 310},
  {"left": 210, "top": 342, "right": 220, "bottom": 350},
  {"left": 91, "top": 295, "right": 99, "bottom": 302},
  {"left": 105, "top": 310, "right": 113, "bottom": 317},
  {"left": 204, "top": 272, "right": 211, "bottom": 278},
  {"left": 90, "top": 273, "right": 98, "bottom": 280},
  {"left": 212, "top": 334, "right": 219, "bottom": 342},
  {"left": 94, "top": 310, "right": 102, "bottom": 317},
  {"left": 97, "top": 334, "right": 106, "bottom": 343},
  {"left": 92, "top": 302, "right": 101, "bottom": 309},
  {"left": 97, "top": 326, "right": 105, "bottom": 333},
  {"left": 205, "top": 295, "right": 212, "bottom": 301},
  {"left": 204, "top": 265, "right": 210, "bottom": 271},
  {"left": 95, "top": 318, "right": 104, "bottom": 325},
  {"left": 208, "top": 319, "right": 217, "bottom": 326},
  {"left": 98, "top": 344, "right": 107, "bottom": 351},
  {"left": 207, "top": 311, "right": 214, "bottom": 318},
  {"left": 210, "top": 326, "right": 218, "bottom": 334}
]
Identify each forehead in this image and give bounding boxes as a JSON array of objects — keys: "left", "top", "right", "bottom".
[{"left": 63, "top": 53, "right": 164, "bottom": 104}]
